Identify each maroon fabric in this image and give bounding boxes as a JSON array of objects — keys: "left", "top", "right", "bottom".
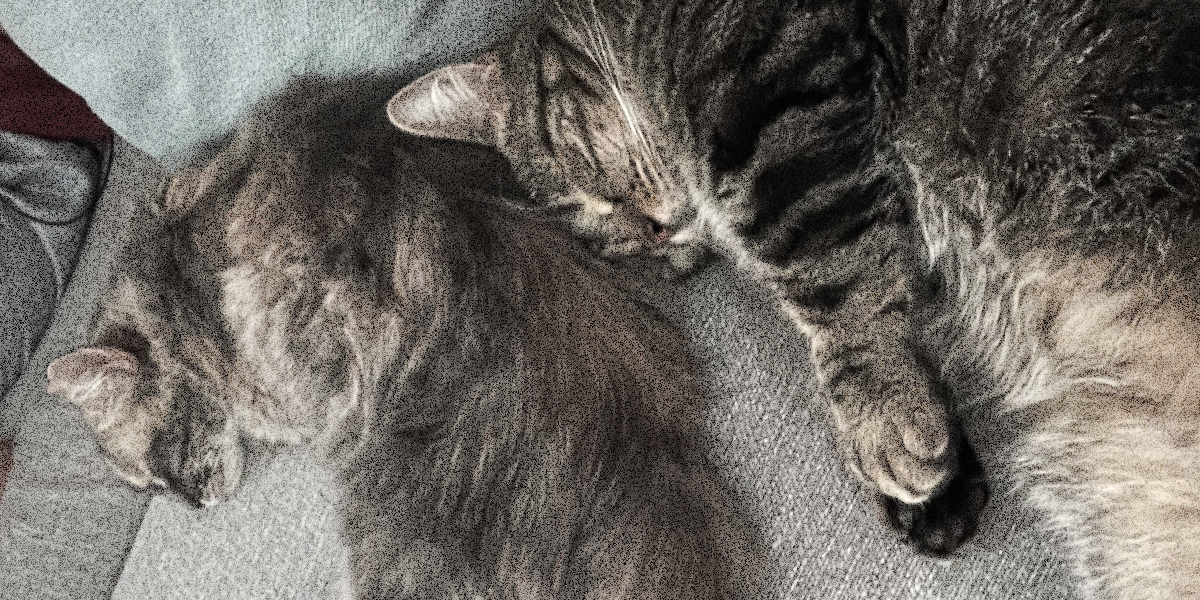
[
  {"left": 0, "top": 31, "right": 110, "bottom": 144},
  {"left": 0, "top": 441, "right": 11, "bottom": 503}
]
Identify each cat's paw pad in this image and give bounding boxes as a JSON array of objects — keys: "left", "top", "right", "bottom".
[
  {"left": 879, "top": 442, "right": 989, "bottom": 557},
  {"left": 835, "top": 401, "right": 954, "bottom": 505}
]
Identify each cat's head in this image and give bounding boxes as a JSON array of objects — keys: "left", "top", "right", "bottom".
[
  {"left": 386, "top": 35, "right": 712, "bottom": 270},
  {"left": 47, "top": 334, "right": 244, "bottom": 508}
]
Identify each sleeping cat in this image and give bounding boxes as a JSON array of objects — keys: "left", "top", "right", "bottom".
[
  {"left": 386, "top": 0, "right": 1200, "bottom": 596},
  {"left": 388, "top": 0, "right": 986, "bottom": 557},
  {"left": 46, "top": 77, "right": 767, "bottom": 599}
]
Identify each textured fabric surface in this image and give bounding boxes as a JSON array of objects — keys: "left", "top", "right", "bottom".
[
  {"left": 0, "top": 0, "right": 536, "bottom": 168},
  {"left": 0, "top": 131, "right": 103, "bottom": 429},
  {"left": 0, "top": 138, "right": 156, "bottom": 600}
]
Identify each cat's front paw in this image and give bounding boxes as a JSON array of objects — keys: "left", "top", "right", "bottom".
[
  {"left": 832, "top": 393, "right": 954, "bottom": 505},
  {"left": 879, "top": 441, "right": 989, "bottom": 557}
]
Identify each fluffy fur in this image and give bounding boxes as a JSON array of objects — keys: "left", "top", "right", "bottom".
[
  {"left": 47, "top": 78, "right": 767, "bottom": 599},
  {"left": 387, "top": 0, "right": 1200, "bottom": 596},
  {"left": 899, "top": 1, "right": 1200, "bottom": 597}
]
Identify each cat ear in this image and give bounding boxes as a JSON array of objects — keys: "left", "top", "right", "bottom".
[
  {"left": 48, "top": 347, "right": 167, "bottom": 489},
  {"left": 47, "top": 347, "right": 139, "bottom": 409},
  {"left": 387, "top": 57, "right": 508, "bottom": 147}
]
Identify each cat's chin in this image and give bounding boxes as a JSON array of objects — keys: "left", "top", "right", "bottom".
[{"left": 653, "top": 239, "right": 711, "bottom": 277}]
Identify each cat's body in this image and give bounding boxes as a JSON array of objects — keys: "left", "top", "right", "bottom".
[
  {"left": 898, "top": 1, "right": 1200, "bottom": 596},
  {"left": 387, "top": 0, "right": 1200, "bottom": 596},
  {"left": 47, "top": 79, "right": 765, "bottom": 599},
  {"left": 47, "top": 0, "right": 1200, "bottom": 596}
]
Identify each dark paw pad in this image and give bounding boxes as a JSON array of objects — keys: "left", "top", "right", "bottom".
[{"left": 879, "top": 442, "right": 989, "bottom": 557}]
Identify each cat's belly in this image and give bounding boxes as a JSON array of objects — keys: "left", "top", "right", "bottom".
[{"left": 929, "top": 217, "right": 1200, "bottom": 423}]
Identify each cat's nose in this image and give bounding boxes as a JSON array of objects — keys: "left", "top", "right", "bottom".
[
  {"left": 642, "top": 189, "right": 687, "bottom": 226},
  {"left": 648, "top": 218, "right": 673, "bottom": 244}
]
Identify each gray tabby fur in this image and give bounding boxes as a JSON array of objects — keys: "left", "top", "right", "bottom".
[
  {"left": 900, "top": 0, "right": 1200, "bottom": 597},
  {"left": 47, "top": 77, "right": 768, "bottom": 599},
  {"left": 389, "top": 0, "right": 1200, "bottom": 596},
  {"left": 389, "top": 0, "right": 978, "bottom": 558}
]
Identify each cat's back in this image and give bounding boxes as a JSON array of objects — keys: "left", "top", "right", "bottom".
[{"left": 896, "top": 0, "right": 1200, "bottom": 268}]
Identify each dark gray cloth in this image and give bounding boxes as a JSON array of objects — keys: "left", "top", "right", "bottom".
[
  {"left": 0, "top": 133, "right": 99, "bottom": 225},
  {"left": 0, "top": 137, "right": 152, "bottom": 600},
  {"left": 0, "top": 0, "right": 537, "bottom": 168},
  {"left": 0, "top": 132, "right": 101, "bottom": 427}
]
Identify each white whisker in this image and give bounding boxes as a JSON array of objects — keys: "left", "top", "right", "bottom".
[{"left": 556, "top": 0, "right": 672, "bottom": 194}]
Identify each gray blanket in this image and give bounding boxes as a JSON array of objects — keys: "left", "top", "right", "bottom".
[{"left": 1, "top": 0, "right": 535, "bottom": 169}]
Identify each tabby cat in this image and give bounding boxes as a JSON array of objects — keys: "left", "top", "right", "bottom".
[
  {"left": 387, "top": 0, "right": 1200, "bottom": 597},
  {"left": 47, "top": 78, "right": 766, "bottom": 599},
  {"left": 389, "top": 0, "right": 984, "bottom": 556}
]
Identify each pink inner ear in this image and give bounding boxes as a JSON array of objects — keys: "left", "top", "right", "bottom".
[
  {"left": 386, "top": 59, "right": 508, "bottom": 147},
  {"left": 47, "top": 347, "right": 139, "bottom": 397}
]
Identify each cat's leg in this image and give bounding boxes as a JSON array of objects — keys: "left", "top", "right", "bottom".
[
  {"left": 333, "top": 418, "right": 762, "bottom": 600},
  {"left": 341, "top": 517, "right": 479, "bottom": 600},
  {"left": 333, "top": 429, "right": 486, "bottom": 600},
  {"left": 766, "top": 221, "right": 987, "bottom": 555},
  {"left": 1019, "top": 405, "right": 1200, "bottom": 599},
  {"left": 796, "top": 308, "right": 954, "bottom": 507},
  {"left": 569, "top": 452, "right": 769, "bottom": 600}
]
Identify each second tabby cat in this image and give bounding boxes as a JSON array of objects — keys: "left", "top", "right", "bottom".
[{"left": 389, "top": 0, "right": 986, "bottom": 556}]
